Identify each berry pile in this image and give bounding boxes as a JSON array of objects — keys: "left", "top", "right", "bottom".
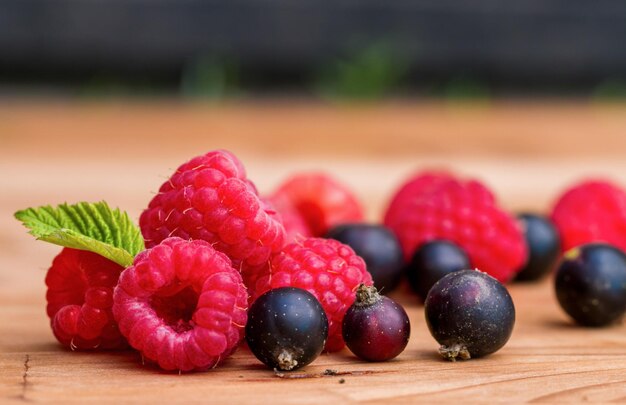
[
  {"left": 13, "top": 150, "right": 376, "bottom": 372},
  {"left": 14, "top": 149, "right": 626, "bottom": 373}
]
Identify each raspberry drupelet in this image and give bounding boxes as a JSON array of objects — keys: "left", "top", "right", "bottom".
[
  {"left": 139, "top": 150, "right": 285, "bottom": 282},
  {"left": 247, "top": 237, "right": 373, "bottom": 352},
  {"left": 112, "top": 237, "right": 248, "bottom": 372},
  {"left": 46, "top": 248, "right": 126, "bottom": 350}
]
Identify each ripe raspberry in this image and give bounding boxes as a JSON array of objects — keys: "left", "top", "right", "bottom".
[
  {"left": 267, "top": 196, "right": 312, "bottom": 242},
  {"left": 385, "top": 171, "right": 456, "bottom": 219},
  {"left": 247, "top": 237, "right": 373, "bottom": 352},
  {"left": 384, "top": 172, "right": 527, "bottom": 283},
  {"left": 551, "top": 180, "right": 626, "bottom": 252},
  {"left": 112, "top": 237, "right": 248, "bottom": 372},
  {"left": 46, "top": 248, "right": 126, "bottom": 350},
  {"left": 270, "top": 173, "right": 364, "bottom": 238},
  {"left": 139, "top": 150, "right": 285, "bottom": 277}
]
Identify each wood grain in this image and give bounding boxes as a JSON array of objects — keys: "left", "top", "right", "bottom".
[{"left": 1, "top": 101, "right": 626, "bottom": 403}]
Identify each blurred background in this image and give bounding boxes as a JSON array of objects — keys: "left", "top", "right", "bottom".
[
  {"left": 3, "top": 0, "right": 626, "bottom": 238},
  {"left": 2, "top": 0, "right": 626, "bottom": 100},
  {"left": 3, "top": 0, "right": 626, "bottom": 235}
]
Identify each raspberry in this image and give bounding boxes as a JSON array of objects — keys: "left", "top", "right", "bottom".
[
  {"left": 270, "top": 173, "right": 364, "bottom": 238},
  {"left": 268, "top": 196, "right": 312, "bottom": 242},
  {"left": 247, "top": 237, "right": 373, "bottom": 352},
  {"left": 551, "top": 180, "right": 626, "bottom": 252},
  {"left": 139, "top": 150, "right": 285, "bottom": 276},
  {"left": 112, "top": 237, "right": 248, "bottom": 372},
  {"left": 384, "top": 172, "right": 527, "bottom": 282},
  {"left": 46, "top": 248, "right": 126, "bottom": 350},
  {"left": 385, "top": 171, "right": 456, "bottom": 219}
]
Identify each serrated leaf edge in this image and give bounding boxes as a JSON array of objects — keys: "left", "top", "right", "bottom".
[{"left": 14, "top": 201, "right": 144, "bottom": 267}]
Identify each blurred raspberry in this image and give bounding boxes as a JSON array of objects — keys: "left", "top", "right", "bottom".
[
  {"left": 384, "top": 171, "right": 527, "bottom": 282},
  {"left": 246, "top": 237, "right": 373, "bottom": 352},
  {"left": 385, "top": 171, "right": 457, "bottom": 220},
  {"left": 270, "top": 172, "right": 364, "bottom": 238},
  {"left": 268, "top": 196, "right": 312, "bottom": 242},
  {"left": 551, "top": 179, "right": 626, "bottom": 252}
]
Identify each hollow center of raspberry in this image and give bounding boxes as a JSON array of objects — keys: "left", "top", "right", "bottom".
[{"left": 150, "top": 286, "right": 198, "bottom": 333}]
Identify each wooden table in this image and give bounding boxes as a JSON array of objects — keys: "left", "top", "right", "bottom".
[{"left": 2, "top": 100, "right": 626, "bottom": 403}]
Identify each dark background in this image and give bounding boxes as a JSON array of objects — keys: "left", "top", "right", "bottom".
[{"left": 3, "top": 0, "right": 626, "bottom": 99}]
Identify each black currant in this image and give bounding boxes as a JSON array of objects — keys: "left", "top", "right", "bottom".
[
  {"left": 555, "top": 243, "right": 626, "bottom": 327},
  {"left": 425, "top": 270, "right": 515, "bottom": 361},
  {"left": 325, "top": 223, "right": 404, "bottom": 293},
  {"left": 342, "top": 284, "right": 410, "bottom": 362},
  {"left": 515, "top": 213, "right": 560, "bottom": 281},
  {"left": 407, "top": 240, "right": 470, "bottom": 301},
  {"left": 245, "top": 287, "right": 328, "bottom": 371}
]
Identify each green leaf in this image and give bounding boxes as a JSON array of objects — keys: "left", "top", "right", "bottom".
[{"left": 14, "top": 201, "right": 145, "bottom": 268}]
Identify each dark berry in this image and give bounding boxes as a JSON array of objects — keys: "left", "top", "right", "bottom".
[
  {"left": 425, "top": 270, "right": 515, "bottom": 361},
  {"left": 555, "top": 243, "right": 626, "bottom": 327},
  {"left": 342, "top": 284, "right": 410, "bottom": 362},
  {"left": 325, "top": 224, "right": 404, "bottom": 293},
  {"left": 245, "top": 287, "right": 328, "bottom": 371},
  {"left": 406, "top": 240, "right": 470, "bottom": 301},
  {"left": 514, "top": 213, "right": 560, "bottom": 281}
]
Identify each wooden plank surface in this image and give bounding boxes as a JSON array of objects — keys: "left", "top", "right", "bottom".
[{"left": 1, "top": 100, "right": 626, "bottom": 403}]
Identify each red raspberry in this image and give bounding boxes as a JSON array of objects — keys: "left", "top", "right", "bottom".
[
  {"left": 139, "top": 150, "right": 285, "bottom": 275},
  {"left": 551, "top": 179, "right": 626, "bottom": 252},
  {"left": 247, "top": 237, "right": 373, "bottom": 352},
  {"left": 385, "top": 171, "right": 456, "bottom": 219},
  {"left": 384, "top": 172, "right": 527, "bottom": 282},
  {"left": 112, "top": 237, "right": 248, "bottom": 372},
  {"left": 270, "top": 173, "right": 364, "bottom": 238},
  {"left": 46, "top": 248, "right": 126, "bottom": 350},
  {"left": 267, "top": 196, "right": 312, "bottom": 242}
]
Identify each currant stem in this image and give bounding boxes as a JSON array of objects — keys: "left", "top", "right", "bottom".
[
  {"left": 439, "top": 343, "right": 471, "bottom": 361},
  {"left": 277, "top": 349, "right": 298, "bottom": 371},
  {"left": 355, "top": 284, "right": 381, "bottom": 306}
]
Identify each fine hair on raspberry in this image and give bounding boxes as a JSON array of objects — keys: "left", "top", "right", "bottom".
[
  {"left": 113, "top": 237, "right": 248, "bottom": 372},
  {"left": 139, "top": 150, "right": 285, "bottom": 278}
]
